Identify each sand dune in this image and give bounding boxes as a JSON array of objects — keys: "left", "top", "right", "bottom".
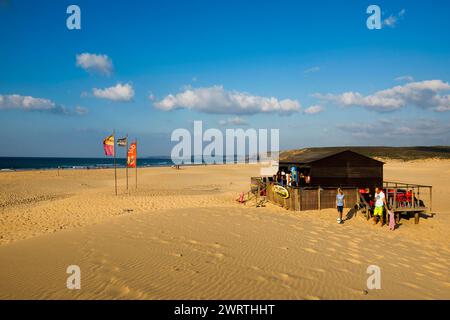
[{"left": 0, "top": 161, "right": 449, "bottom": 299}]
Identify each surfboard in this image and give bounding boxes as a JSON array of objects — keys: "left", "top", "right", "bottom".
[{"left": 273, "top": 185, "right": 290, "bottom": 199}]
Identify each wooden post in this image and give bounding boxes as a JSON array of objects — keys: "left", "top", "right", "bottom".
[
  {"left": 256, "top": 185, "right": 260, "bottom": 208},
  {"left": 430, "top": 186, "right": 433, "bottom": 213},
  {"left": 318, "top": 186, "right": 321, "bottom": 211},
  {"left": 292, "top": 188, "right": 296, "bottom": 211},
  {"left": 113, "top": 129, "right": 118, "bottom": 196},
  {"left": 287, "top": 187, "right": 291, "bottom": 210},
  {"left": 394, "top": 184, "right": 397, "bottom": 210},
  {"left": 406, "top": 184, "right": 409, "bottom": 207},
  {"left": 126, "top": 134, "right": 129, "bottom": 191},
  {"left": 289, "top": 188, "right": 295, "bottom": 211},
  {"left": 294, "top": 188, "right": 297, "bottom": 211},
  {"left": 289, "top": 187, "right": 295, "bottom": 211},
  {"left": 412, "top": 187, "right": 418, "bottom": 224},
  {"left": 417, "top": 186, "right": 420, "bottom": 208},
  {"left": 299, "top": 189, "right": 302, "bottom": 211},
  {"left": 135, "top": 138, "right": 138, "bottom": 190}
]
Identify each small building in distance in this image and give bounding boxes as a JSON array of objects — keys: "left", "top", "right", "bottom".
[{"left": 279, "top": 149, "right": 384, "bottom": 188}]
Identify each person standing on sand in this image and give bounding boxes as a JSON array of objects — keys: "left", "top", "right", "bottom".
[
  {"left": 336, "top": 188, "right": 345, "bottom": 224},
  {"left": 281, "top": 171, "right": 287, "bottom": 186},
  {"left": 373, "top": 187, "right": 387, "bottom": 226},
  {"left": 387, "top": 204, "right": 396, "bottom": 230}
]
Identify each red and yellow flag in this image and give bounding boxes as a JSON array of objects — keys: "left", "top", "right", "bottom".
[
  {"left": 127, "top": 142, "right": 137, "bottom": 168},
  {"left": 103, "top": 134, "right": 115, "bottom": 156}
]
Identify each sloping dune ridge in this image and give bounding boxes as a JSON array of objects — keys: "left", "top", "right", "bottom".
[{"left": 0, "top": 160, "right": 449, "bottom": 299}]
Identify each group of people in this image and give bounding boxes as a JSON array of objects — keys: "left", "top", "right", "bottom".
[
  {"left": 273, "top": 168, "right": 311, "bottom": 187},
  {"left": 336, "top": 187, "right": 396, "bottom": 230}
]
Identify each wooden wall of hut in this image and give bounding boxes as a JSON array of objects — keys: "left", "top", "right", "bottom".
[{"left": 266, "top": 183, "right": 358, "bottom": 212}]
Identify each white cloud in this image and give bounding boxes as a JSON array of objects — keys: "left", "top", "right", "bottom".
[
  {"left": 382, "top": 9, "right": 405, "bottom": 28},
  {"left": 304, "top": 66, "right": 320, "bottom": 74},
  {"left": 304, "top": 105, "right": 324, "bottom": 114},
  {"left": 219, "top": 117, "right": 248, "bottom": 126},
  {"left": 154, "top": 85, "right": 301, "bottom": 115},
  {"left": 0, "top": 94, "right": 55, "bottom": 111},
  {"left": 337, "top": 118, "right": 450, "bottom": 141},
  {"left": 76, "top": 53, "right": 113, "bottom": 76},
  {"left": 315, "top": 80, "right": 450, "bottom": 112},
  {"left": 92, "top": 83, "right": 134, "bottom": 102},
  {"left": 395, "top": 75, "right": 414, "bottom": 82},
  {"left": 74, "top": 106, "right": 89, "bottom": 115},
  {"left": 0, "top": 94, "right": 87, "bottom": 115},
  {"left": 434, "top": 96, "right": 450, "bottom": 112}
]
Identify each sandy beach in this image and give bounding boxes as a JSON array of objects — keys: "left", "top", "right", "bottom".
[{"left": 0, "top": 160, "right": 449, "bottom": 300}]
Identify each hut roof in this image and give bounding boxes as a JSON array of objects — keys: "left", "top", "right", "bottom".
[{"left": 279, "top": 149, "right": 384, "bottom": 165}]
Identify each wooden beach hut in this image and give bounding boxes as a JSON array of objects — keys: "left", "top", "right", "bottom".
[{"left": 259, "top": 149, "right": 432, "bottom": 224}]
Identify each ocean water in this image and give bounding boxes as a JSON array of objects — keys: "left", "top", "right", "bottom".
[{"left": 0, "top": 157, "right": 174, "bottom": 171}]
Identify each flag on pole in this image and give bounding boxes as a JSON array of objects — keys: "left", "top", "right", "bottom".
[
  {"left": 127, "top": 142, "right": 137, "bottom": 168},
  {"left": 103, "top": 134, "right": 115, "bottom": 156},
  {"left": 117, "top": 137, "right": 128, "bottom": 147}
]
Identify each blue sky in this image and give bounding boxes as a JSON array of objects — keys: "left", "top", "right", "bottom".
[{"left": 0, "top": 0, "right": 449, "bottom": 157}]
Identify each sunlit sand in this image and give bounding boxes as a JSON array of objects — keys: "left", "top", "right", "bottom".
[{"left": 0, "top": 160, "right": 449, "bottom": 299}]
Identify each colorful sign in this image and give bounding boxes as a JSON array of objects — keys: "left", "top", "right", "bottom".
[{"left": 273, "top": 185, "right": 290, "bottom": 199}]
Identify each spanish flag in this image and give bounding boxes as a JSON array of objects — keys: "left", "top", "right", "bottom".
[{"left": 103, "top": 134, "right": 115, "bottom": 156}]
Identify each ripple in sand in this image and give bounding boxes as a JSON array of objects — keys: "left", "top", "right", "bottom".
[
  {"left": 415, "top": 272, "right": 426, "bottom": 277},
  {"left": 171, "top": 253, "right": 183, "bottom": 258},
  {"left": 403, "top": 282, "right": 421, "bottom": 289},
  {"left": 211, "top": 242, "right": 223, "bottom": 249},
  {"left": 106, "top": 285, "right": 131, "bottom": 298},
  {"left": 277, "top": 273, "right": 290, "bottom": 281},
  {"left": 256, "top": 275, "right": 268, "bottom": 282},
  {"left": 212, "top": 252, "right": 225, "bottom": 259},
  {"left": 346, "top": 258, "right": 362, "bottom": 265}
]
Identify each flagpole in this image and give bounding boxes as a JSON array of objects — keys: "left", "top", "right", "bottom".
[
  {"left": 114, "top": 129, "right": 117, "bottom": 196},
  {"left": 135, "top": 138, "right": 138, "bottom": 190},
  {"left": 126, "top": 134, "right": 129, "bottom": 191}
]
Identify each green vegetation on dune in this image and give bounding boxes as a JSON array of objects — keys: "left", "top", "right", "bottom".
[{"left": 280, "top": 146, "right": 450, "bottom": 161}]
